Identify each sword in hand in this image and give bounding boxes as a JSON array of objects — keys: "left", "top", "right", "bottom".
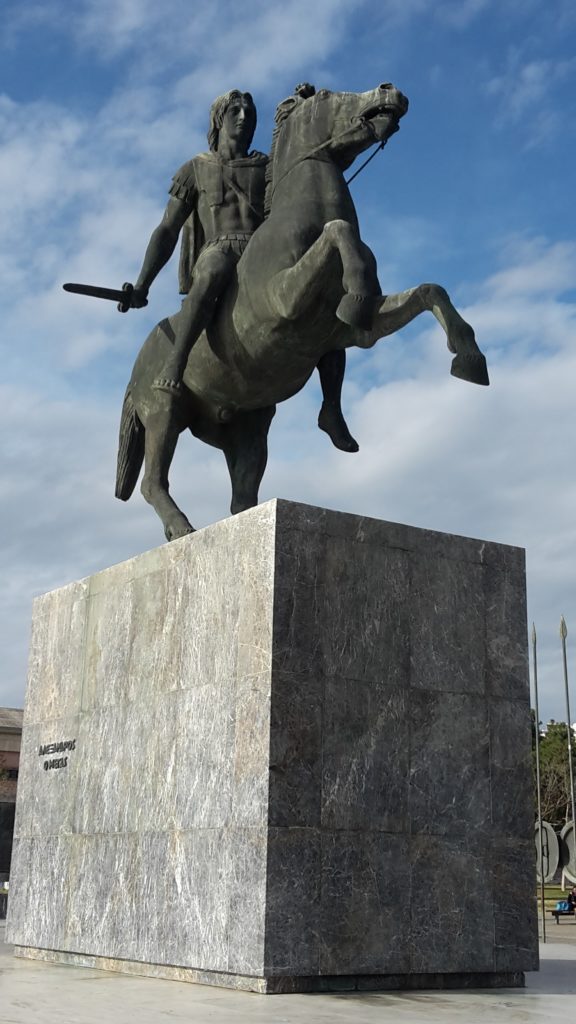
[{"left": 62, "top": 281, "right": 148, "bottom": 313}]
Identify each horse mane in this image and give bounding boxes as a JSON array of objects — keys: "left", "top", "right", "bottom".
[{"left": 264, "top": 95, "right": 302, "bottom": 218}]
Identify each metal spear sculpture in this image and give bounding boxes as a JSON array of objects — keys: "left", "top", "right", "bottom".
[
  {"left": 560, "top": 616, "right": 576, "bottom": 882},
  {"left": 532, "top": 623, "right": 546, "bottom": 942}
]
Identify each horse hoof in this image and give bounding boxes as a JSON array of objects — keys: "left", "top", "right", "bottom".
[
  {"left": 450, "top": 352, "right": 489, "bottom": 386},
  {"left": 336, "top": 293, "right": 373, "bottom": 331},
  {"left": 164, "top": 522, "right": 195, "bottom": 542}
]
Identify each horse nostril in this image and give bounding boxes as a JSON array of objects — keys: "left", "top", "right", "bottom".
[{"left": 379, "top": 83, "right": 392, "bottom": 90}]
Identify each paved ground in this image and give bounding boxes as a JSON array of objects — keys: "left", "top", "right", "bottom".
[
  {"left": 1, "top": 921, "right": 576, "bottom": 1024},
  {"left": 538, "top": 912, "right": 576, "bottom": 945}
]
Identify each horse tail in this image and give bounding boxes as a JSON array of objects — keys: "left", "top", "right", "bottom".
[{"left": 115, "top": 386, "right": 144, "bottom": 501}]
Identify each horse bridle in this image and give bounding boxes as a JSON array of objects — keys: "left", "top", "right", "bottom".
[{"left": 269, "top": 109, "right": 400, "bottom": 198}]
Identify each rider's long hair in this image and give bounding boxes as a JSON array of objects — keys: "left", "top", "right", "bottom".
[{"left": 208, "top": 90, "right": 256, "bottom": 152}]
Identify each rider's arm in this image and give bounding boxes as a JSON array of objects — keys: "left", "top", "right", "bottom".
[{"left": 132, "top": 196, "right": 191, "bottom": 305}]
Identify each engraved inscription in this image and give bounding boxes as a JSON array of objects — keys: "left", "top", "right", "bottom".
[{"left": 38, "top": 738, "right": 76, "bottom": 771}]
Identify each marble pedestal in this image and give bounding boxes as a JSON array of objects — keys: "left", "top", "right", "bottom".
[{"left": 7, "top": 499, "right": 538, "bottom": 992}]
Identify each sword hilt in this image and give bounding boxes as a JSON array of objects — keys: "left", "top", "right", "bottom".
[{"left": 117, "top": 282, "right": 134, "bottom": 313}]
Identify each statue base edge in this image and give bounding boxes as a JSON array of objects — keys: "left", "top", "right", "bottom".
[{"left": 14, "top": 947, "right": 525, "bottom": 994}]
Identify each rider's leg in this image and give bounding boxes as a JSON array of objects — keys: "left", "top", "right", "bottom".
[
  {"left": 317, "top": 350, "right": 359, "bottom": 453},
  {"left": 153, "top": 248, "right": 235, "bottom": 395}
]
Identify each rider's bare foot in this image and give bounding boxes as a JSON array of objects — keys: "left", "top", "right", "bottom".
[
  {"left": 152, "top": 377, "right": 182, "bottom": 397},
  {"left": 318, "top": 402, "right": 359, "bottom": 452}
]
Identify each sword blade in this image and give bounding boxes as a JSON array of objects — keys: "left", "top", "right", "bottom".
[
  {"left": 62, "top": 282, "right": 133, "bottom": 309},
  {"left": 63, "top": 282, "right": 130, "bottom": 303}
]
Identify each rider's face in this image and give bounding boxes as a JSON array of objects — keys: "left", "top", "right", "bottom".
[{"left": 220, "top": 95, "right": 256, "bottom": 147}]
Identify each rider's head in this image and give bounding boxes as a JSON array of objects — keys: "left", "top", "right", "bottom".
[{"left": 208, "top": 90, "right": 256, "bottom": 152}]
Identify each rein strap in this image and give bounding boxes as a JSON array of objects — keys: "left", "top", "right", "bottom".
[{"left": 271, "top": 118, "right": 390, "bottom": 197}]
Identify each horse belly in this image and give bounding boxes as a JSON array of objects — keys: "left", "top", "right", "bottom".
[{"left": 184, "top": 321, "right": 318, "bottom": 414}]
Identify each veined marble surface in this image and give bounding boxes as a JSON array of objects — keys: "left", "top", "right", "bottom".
[{"left": 7, "top": 499, "right": 538, "bottom": 986}]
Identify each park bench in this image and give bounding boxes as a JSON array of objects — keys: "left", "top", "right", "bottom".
[{"left": 551, "top": 903, "right": 575, "bottom": 923}]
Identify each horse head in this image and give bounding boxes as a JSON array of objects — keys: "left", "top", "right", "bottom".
[{"left": 266, "top": 82, "right": 409, "bottom": 206}]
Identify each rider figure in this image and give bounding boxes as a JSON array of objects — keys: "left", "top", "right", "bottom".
[{"left": 131, "top": 88, "right": 358, "bottom": 452}]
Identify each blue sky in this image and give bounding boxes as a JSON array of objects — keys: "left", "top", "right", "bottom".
[{"left": 1, "top": 0, "right": 576, "bottom": 721}]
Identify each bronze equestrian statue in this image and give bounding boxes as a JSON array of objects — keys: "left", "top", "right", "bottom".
[{"left": 70, "top": 82, "right": 490, "bottom": 541}]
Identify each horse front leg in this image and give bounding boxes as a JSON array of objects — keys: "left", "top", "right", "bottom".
[
  {"left": 369, "top": 284, "right": 489, "bottom": 386},
  {"left": 140, "top": 399, "right": 195, "bottom": 541},
  {"left": 268, "top": 219, "right": 379, "bottom": 330}
]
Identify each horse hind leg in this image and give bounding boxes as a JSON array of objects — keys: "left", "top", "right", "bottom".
[
  {"left": 222, "top": 407, "right": 276, "bottom": 516},
  {"left": 140, "top": 402, "right": 195, "bottom": 541}
]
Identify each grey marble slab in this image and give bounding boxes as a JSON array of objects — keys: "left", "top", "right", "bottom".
[
  {"left": 409, "top": 554, "right": 486, "bottom": 694},
  {"left": 492, "top": 838, "right": 539, "bottom": 972},
  {"left": 267, "top": 670, "right": 323, "bottom": 829},
  {"left": 225, "top": 826, "right": 268, "bottom": 975},
  {"left": 409, "top": 691, "right": 491, "bottom": 836},
  {"left": 320, "top": 538, "right": 411, "bottom": 684},
  {"left": 25, "top": 581, "right": 88, "bottom": 723},
  {"left": 7, "top": 835, "right": 71, "bottom": 950},
  {"left": 489, "top": 698, "right": 534, "bottom": 836},
  {"left": 322, "top": 677, "right": 409, "bottom": 832},
  {"left": 12, "top": 713, "right": 81, "bottom": 838},
  {"left": 409, "top": 834, "right": 495, "bottom": 974},
  {"left": 263, "top": 827, "right": 321, "bottom": 975},
  {"left": 319, "top": 831, "right": 411, "bottom": 975}
]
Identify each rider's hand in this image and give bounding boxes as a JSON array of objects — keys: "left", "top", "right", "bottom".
[{"left": 130, "top": 286, "right": 149, "bottom": 309}]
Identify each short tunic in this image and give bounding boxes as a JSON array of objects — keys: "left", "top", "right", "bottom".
[{"left": 169, "top": 151, "right": 267, "bottom": 293}]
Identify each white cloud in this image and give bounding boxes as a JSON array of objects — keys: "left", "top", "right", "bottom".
[
  {"left": 487, "top": 51, "right": 576, "bottom": 145},
  {"left": 484, "top": 237, "right": 576, "bottom": 297},
  {"left": 436, "top": 0, "right": 492, "bottom": 29}
]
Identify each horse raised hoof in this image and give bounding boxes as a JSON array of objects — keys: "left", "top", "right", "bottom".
[
  {"left": 336, "top": 293, "right": 374, "bottom": 331},
  {"left": 450, "top": 352, "right": 489, "bottom": 386}
]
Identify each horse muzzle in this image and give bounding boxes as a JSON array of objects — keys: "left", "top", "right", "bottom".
[{"left": 357, "top": 84, "right": 409, "bottom": 123}]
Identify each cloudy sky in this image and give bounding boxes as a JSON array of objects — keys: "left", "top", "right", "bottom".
[{"left": 1, "top": 0, "right": 575, "bottom": 721}]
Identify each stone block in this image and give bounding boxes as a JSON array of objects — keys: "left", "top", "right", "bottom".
[{"left": 7, "top": 499, "right": 537, "bottom": 991}]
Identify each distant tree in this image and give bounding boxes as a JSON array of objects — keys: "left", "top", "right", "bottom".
[{"left": 533, "top": 719, "right": 576, "bottom": 828}]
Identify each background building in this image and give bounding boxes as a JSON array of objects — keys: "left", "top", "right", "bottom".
[{"left": 0, "top": 707, "right": 23, "bottom": 879}]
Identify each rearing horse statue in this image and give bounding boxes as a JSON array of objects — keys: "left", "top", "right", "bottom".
[{"left": 116, "top": 83, "right": 489, "bottom": 540}]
